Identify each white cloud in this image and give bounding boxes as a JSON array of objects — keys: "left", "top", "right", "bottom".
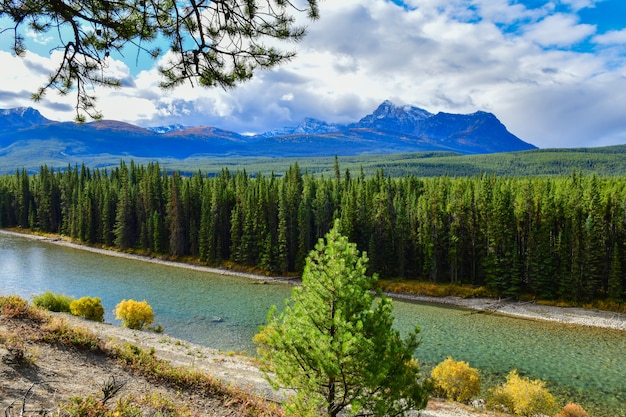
[
  {"left": 495, "top": 69, "right": 626, "bottom": 148},
  {"left": 0, "top": 51, "right": 70, "bottom": 112},
  {"left": 594, "top": 29, "right": 626, "bottom": 45},
  {"left": 559, "top": 0, "right": 602, "bottom": 12},
  {"left": 473, "top": 1, "right": 529, "bottom": 24},
  {"left": 25, "top": 29, "right": 53, "bottom": 45},
  {"left": 522, "top": 14, "right": 596, "bottom": 47}
]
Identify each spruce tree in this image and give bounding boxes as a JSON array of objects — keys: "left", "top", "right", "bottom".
[{"left": 113, "top": 162, "right": 135, "bottom": 250}]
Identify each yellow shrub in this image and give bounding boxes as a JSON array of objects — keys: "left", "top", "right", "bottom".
[
  {"left": 114, "top": 299, "right": 154, "bottom": 330},
  {"left": 555, "top": 403, "right": 588, "bottom": 417},
  {"left": 69, "top": 296, "right": 104, "bottom": 322},
  {"left": 488, "top": 370, "right": 557, "bottom": 416},
  {"left": 431, "top": 357, "right": 481, "bottom": 402}
]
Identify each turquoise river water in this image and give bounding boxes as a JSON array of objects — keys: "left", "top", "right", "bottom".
[{"left": 0, "top": 232, "right": 624, "bottom": 415}]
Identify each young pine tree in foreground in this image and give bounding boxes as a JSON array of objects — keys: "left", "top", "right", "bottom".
[{"left": 254, "top": 221, "right": 430, "bottom": 417}]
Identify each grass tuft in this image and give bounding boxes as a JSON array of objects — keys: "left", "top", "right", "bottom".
[
  {"left": 111, "top": 342, "right": 284, "bottom": 416},
  {"left": 40, "top": 317, "right": 104, "bottom": 352}
]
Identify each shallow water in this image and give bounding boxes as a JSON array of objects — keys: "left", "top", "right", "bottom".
[{"left": 1, "top": 232, "right": 624, "bottom": 415}]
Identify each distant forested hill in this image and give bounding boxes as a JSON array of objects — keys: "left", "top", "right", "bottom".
[{"left": 157, "top": 145, "right": 626, "bottom": 178}]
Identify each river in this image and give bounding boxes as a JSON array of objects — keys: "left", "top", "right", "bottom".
[{"left": 0, "top": 232, "right": 624, "bottom": 415}]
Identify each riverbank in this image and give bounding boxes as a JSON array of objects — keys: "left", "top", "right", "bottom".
[
  {"left": 1, "top": 229, "right": 624, "bottom": 331},
  {"left": 386, "top": 292, "right": 626, "bottom": 331}
]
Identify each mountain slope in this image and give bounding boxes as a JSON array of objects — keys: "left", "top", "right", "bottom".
[
  {"left": 0, "top": 102, "right": 536, "bottom": 173},
  {"left": 354, "top": 100, "right": 433, "bottom": 133},
  {"left": 416, "top": 111, "right": 531, "bottom": 153},
  {"left": 250, "top": 101, "right": 534, "bottom": 155},
  {"left": 0, "top": 107, "right": 53, "bottom": 131}
]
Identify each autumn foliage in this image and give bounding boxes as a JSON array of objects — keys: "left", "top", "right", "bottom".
[
  {"left": 555, "top": 403, "right": 589, "bottom": 417},
  {"left": 0, "top": 295, "right": 32, "bottom": 319},
  {"left": 114, "top": 299, "right": 154, "bottom": 330},
  {"left": 431, "top": 357, "right": 481, "bottom": 402},
  {"left": 69, "top": 296, "right": 105, "bottom": 322},
  {"left": 488, "top": 370, "right": 557, "bottom": 416}
]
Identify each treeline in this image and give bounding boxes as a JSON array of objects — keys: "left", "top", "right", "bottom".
[{"left": 0, "top": 161, "right": 624, "bottom": 303}]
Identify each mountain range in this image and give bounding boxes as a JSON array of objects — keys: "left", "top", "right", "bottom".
[{"left": 0, "top": 101, "right": 536, "bottom": 169}]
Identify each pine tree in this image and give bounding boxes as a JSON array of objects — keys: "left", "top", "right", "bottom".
[
  {"left": 100, "top": 180, "right": 117, "bottom": 246},
  {"left": 276, "top": 181, "right": 290, "bottom": 274},
  {"left": 198, "top": 180, "right": 214, "bottom": 263},
  {"left": 483, "top": 181, "right": 520, "bottom": 296},
  {"left": 15, "top": 168, "right": 31, "bottom": 228},
  {"left": 581, "top": 176, "right": 606, "bottom": 300},
  {"left": 113, "top": 162, "right": 136, "bottom": 250},
  {"left": 528, "top": 180, "right": 558, "bottom": 299},
  {"left": 296, "top": 176, "right": 316, "bottom": 271},
  {"left": 282, "top": 164, "right": 303, "bottom": 271},
  {"left": 35, "top": 165, "right": 53, "bottom": 231},
  {"left": 229, "top": 203, "right": 243, "bottom": 263},
  {"left": 255, "top": 221, "right": 430, "bottom": 417},
  {"left": 0, "top": 178, "right": 14, "bottom": 227},
  {"left": 608, "top": 242, "right": 624, "bottom": 301},
  {"left": 167, "top": 172, "right": 187, "bottom": 257}
]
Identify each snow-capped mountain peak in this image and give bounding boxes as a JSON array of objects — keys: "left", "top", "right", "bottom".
[
  {"left": 146, "top": 124, "right": 188, "bottom": 134},
  {"left": 355, "top": 101, "right": 433, "bottom": 133}
]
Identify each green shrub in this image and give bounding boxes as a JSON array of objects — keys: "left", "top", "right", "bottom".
[
  {"left": 488, "top": 370, "right": 557, "bottom": 416},
  {"left": 32, "top": 291, "right": 74, "bottom": 312},
  {"left": 376, "top": 280, "right": 496, "bottom": 299},
  {"left": 555, "top": 403, "right": 589, "bottom": 417},
  {"left": 114, "top": 299, "right": 154, "bottom": 330},
  {"left": 431, "top": 357, "right": 481, "bottom": 402},
  {"left": 70, "top": 296, "right": 105, "bottom": 322}
]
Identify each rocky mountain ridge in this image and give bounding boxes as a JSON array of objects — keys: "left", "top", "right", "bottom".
[{"left": 0, "top": 102, "right": 536, "bottom": 165}]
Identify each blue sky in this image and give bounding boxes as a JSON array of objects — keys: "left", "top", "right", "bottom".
[{"left": 1, "top": 0, "right": 626, "bottom": 149}]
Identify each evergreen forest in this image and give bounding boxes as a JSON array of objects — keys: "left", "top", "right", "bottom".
[{"left": 0, "top": 161, "right": 624, "bottom": 304}]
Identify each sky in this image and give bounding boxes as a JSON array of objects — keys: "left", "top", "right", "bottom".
[{"left": 1, "top": 0, "right": 626, "bottom": 149}]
